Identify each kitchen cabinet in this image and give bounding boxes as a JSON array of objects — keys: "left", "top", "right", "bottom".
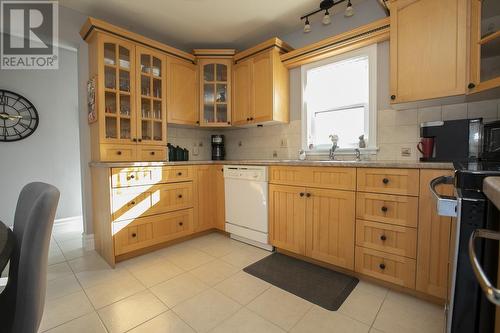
[
  {"left": 416, "top": 169, "right": 454, "bottom": 299},
  {"left": 269, "top": 175, "right": 356, "bottom": 270},
  {"left": 468, "top": 0, "right": 500, "bottom": 93},
  {"left": 214, "top": 166, "right": 225, "bottom": 231},
  {"left": 389, "top": 0, "right": 467, "bottom": 103},
  {"left": 167, "top": 57, "right": 199, "bottom": 125},
  {"left": 305, "top": 188, "right": 355, "bottom": 269},
  {"left": 232, "top": 38, "right": 292, "bottom": 126},
  {"left": 194, "top": 165, "right": 216, "bottom": 232},
  {"left": 197, "top": 58, "right": 233, "bottom": 127}
]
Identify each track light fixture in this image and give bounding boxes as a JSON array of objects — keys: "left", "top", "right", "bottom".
[{"left": 300, "top": 0, "right": 355, "bottom": 33}]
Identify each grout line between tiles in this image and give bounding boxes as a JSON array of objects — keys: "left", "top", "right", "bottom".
[{"left": 369, "top": 288, "right": 389, "bottom": 331}]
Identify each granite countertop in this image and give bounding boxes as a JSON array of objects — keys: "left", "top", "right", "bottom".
[
  {"left": 90, "top": 159, "right": 453, "bottom": 170},
  {"left": 484, "top": 177, "right": 500, "bottom": 210}
]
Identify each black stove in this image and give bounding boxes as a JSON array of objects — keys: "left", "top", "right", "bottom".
[{"left": 454, "top": 161, "right": 500, "bottom": 192}]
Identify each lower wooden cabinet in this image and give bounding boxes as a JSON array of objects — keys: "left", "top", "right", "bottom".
[
  {"left": 113, "top": 209, "right": 194, "bottom": 255},
  {"left": 416, "top": 169, "right": 454, "bottom": 299},
  {"left": 194, "top": 165, "right": 216, "bottom": 232},
  {"left": 269, "top": 184, "right": 355, "bottom": 270},
  {"left": 214, "top": 166, "right": 225, "bottom": 231},
  {"left": 355, "top": 246, "right": 416, "bottom": 288}
]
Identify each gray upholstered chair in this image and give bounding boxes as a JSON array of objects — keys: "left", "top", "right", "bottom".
[{"left": 0, "top": 182, "right": 60, "bottom": 333}]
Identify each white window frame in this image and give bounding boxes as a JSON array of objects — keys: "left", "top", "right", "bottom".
[{"left": 301, "top": 43, "right": 378, "bottom": 156}]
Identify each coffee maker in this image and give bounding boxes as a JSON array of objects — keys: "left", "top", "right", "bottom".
[
  {"left": 419, "top": 118, "right": 482, "bottom": 162},
  {"left": 211, "top": 135, "right": 225, "bottom": 160}
]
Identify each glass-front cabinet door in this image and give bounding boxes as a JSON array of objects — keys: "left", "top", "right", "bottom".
[
  {"left": 136, "top": 46, "right": 167, "bottom": 145},
  {"left": 99, "top": 34, "right": 136, "bottom": 144},
  {"left": 199, "top": 59, "right": 232, "bottom": 127},
  {"left": 469, "top": 0, "right": 500, "bottom": 93}
]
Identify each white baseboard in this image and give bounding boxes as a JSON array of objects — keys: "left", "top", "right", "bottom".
[{"left": 82, "top": 233, "right": 95, "bottom": 251}]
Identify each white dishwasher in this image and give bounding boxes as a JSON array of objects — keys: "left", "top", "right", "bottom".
[{"left": 224, "top": 165, "right": 272, "bottom": 251}]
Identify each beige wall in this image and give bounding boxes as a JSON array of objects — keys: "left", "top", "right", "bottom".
[{"left": 167, "top": 126, "right": 215, "bottom": 161}]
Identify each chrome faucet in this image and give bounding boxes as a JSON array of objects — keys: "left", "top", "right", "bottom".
[
  {"left": 354, "top": 148, "right": 361, "bottom": 161},
  {"left": 329, "top": 134, "right": 339, "bottom": 160}
]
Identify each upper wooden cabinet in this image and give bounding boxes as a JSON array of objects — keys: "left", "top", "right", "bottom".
[
  {"left": 232, "top": 38, "right": 292, "bottom": 126},
  {"left": 468, "top": 0, "right": 500, "bottom": 94},
  {"left": 390, "top": 0, "right": 468, "bottom": 103},
  {"left": 167, "top": 57, "right": 199, "bottom": 126},
  {"left": 81, "top": 17, "right": 197, "bottom": 161},
  {"left": 194, "top": 49, "right": 235, "bottom": 127}
]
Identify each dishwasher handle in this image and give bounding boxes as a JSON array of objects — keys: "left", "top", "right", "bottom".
[
  {"left": 429, "top": 176, "right": 457, "bottom": 217},
  {"left": 469, "top": 229, "right": 500, "bottom": 305}
]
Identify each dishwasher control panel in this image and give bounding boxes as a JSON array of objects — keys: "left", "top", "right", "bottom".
[{"left": 223, "top": 165, "right": 268, "bottom": 182}]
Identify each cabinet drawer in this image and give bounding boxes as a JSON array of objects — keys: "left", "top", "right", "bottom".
[
  {"left": 137, "top": 146, "right": 167, "bottom": 161},
  {"left": 355, "top": 220, "right": 417, "bottom": 258},
  {"left": 112, "top": 182, "right": 193, "bottom": 222},
  {"left": 356, "top": 192, "right": 418, "bottom": 227},
  {"left": 355, "top": 246, "right": 416, "bottom": 288},
  {"left": 111, "top": 166, "right": 193, "bottom": 187},
  {"left": 357, "top": 168, "right": 419, "bottom": 196},
  {"left": 114, "top": 209, "right": 193, "bottom": 255},
  {"left": 100, "top": 144, "right": 136, "bottom": 162},
  {"left": 269, "top": 166, "right": 356, "bottom": 190}
]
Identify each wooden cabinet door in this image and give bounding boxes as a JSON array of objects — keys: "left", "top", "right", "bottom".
[
  {"left": 390, "top": 0, "right": 467, "bottom": 103},
  {"left": 136, "top": 46, "right": 167, "bottom": 145},
  {"left": 305, "top": 188, "right": 355, "bottom": 269},
  {"left": 232, "top": 58, "right": 252, "bottom": 125},
  {"left": 194, "top": 166, "right": 216, "bottom": 232},
  {"left": 269, "top": 184, "right": 306, "bottom": 255},
  {"left": 416, "top": 169, "right": 454, "bottom": 299},
  {"left": 214, "top": 166, "right": 225, "bottom": 231},
  {"left": 252, "top": 51, "right": 273, "bottom": 123},
  {"left": 199, "top": 58, "right": 232, "bottom": 127},
  {"left": 167, "top": 57, "right": 199, "bottom": 125},
  {"left": 98, "top": 33, "right": 137, "bottom": 145}
]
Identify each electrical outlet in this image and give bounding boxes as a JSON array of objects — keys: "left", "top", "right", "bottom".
[
  {"left": 280, "top": 138, "right": 288, "bottom": 148},
  {"left": 401, "top": 147, "right": 411, "bottom": 157},
  {"left": 272, "top": 150, "right": 278, "bottom": 158}
]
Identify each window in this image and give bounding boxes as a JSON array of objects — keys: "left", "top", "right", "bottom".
[{"left": 301, "top": 44, "right": 377, "bottom": 153}]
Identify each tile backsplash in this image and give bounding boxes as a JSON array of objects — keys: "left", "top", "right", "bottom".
[
  {"left": 167, "top": 125, "right": 214, "bottom": 161},
  {"left": 218, "top": 99, "right": 500, "bottom": 162}
]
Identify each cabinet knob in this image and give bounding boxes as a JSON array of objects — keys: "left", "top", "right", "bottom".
[
  {"left": 178, "top": 194, "right": 183, "bottom": 199},
  {"left": 250, "top": 117, "right": 254, "bottom": 121},
  {"left": 379, "top": 263, "right": 386, "bottom": 270},
  {"left": 227, "top": 121, "right": 231, "bottom": 125},
  {"left": 130, "top": 200, "right": 136, "bottom": 205},
  {"left": 117, "top": 151, "right": 122, "bottom": 155},
  {"left": 127, "top": 174, "right": 135, "bottom": 180},
  {"left": 246, "top": 118, "right": 250, "bottom": 121},
  {"left": 177, "top": 172, "right": 183, "bottom": 176},
  {"left": 468, "top": 82, "right": 476, "bottom": 89},
  {"left": 390, "top": 95, "right": 396, "bottom": 100},
  {"left": 138, "top": 138, "right": 142, "bottom": 142},
  {"left": 299, "top": 192, "right": 305, "bottom": 197},
  {"left": 150, "top": 151, "right": 155, "bottom": 155},
  {"left": 196, "top": 121, "right": 200, "bottom": 124},
  {"left": 131, "top": 233, "right": 137, "bottom": 238},
  {"left": 132, "top": 138, "right": 137, "bottom": 142},
  {"left": 179, "top": 222, "right": 183, "bottom": 226},
  {"left": 306, "top": 193, "right": 311, "bottom": 197},
  {"left": 381, "top": 206, "right": 388, "bottom": 213},
  {"left": 382, "top": 178, "right": 389, "bottom": 184},
  {"left": 380, "top": 234, "right": 387, "bottom": 241}
]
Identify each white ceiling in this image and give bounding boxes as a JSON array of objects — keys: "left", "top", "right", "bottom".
[{"left": 60, "top": 0, "right": 366, "bottom": 51}]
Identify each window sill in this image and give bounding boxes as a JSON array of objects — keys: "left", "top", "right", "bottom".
[{"left": 305, "top": 147, "right": 379, "bottom": 156}]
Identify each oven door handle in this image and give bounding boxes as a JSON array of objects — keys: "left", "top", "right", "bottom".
[
  {"left": 429, "top": 176, "right": 457, "bottom": 217},
  {"left": 469, "top": 229, "right": 500, "bottom": 305}
]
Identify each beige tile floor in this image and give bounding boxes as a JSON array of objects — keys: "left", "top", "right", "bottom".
[{"left": 22, "top": 222, "right": 445, "bottom": 333}]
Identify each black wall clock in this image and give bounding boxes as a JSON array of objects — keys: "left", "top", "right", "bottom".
[{"left": 0, "top": 90, "right": 39, "bottom": 142}]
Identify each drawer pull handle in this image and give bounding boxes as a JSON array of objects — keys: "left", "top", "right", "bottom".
[
  {"left": 178, "top": 194, "right": 183, "bottom": 199},
  {"left": 117, "top": 151, "right": 122, "bottom": 155},
  {"left": 177, "top": 172, "right": 183, "bottom": 176},
  {"left": 128, "top": 201, "right": 136, "bottom": 206},
  {"left": 306, "top": 193, "right": 311, "bottom": 198},
  {"left": 127, "top": 174, "right": 135, "bottom": 180},
  {"left": 138, "top": 138, "right": 142, "bottom": 142},
  {"left": 381, "top": 206, "right": 388, "bottom": 213},
  {"left": 131, "top": 233, "right": 137, "bottom": 238},
  {"left": 150, "top": 151, "right": 155, "bottom": 155},
  {"left": 379, "top": 263, "right": 386, "bottom": 270},
  {"left": 179, "top": 222, "right": 183, "bottom": 226},
  {"left": 380, "top": 235, "right": 387, "bottom": 241},
  {"left": 299, "top": 192, "right": 305, "bottom": 197},
  {"left": 382, "top": 178, "right": 389, "bottom": 184}
]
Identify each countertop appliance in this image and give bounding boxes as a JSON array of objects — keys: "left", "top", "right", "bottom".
[
  {"left": 224, "top": 165, "right": 272, "bottom": 250},
  {"left": 482, "top": 120, "right": 500, "bottom": 161},
  {"left": 432, "top": 161, "right": 500, "bottom": 333},
  {"left": 420, "top": 119, "right": 482, "bottom": 162},
  {"left": 212, "top": 135, "right": 225, "bottom": 160}
]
